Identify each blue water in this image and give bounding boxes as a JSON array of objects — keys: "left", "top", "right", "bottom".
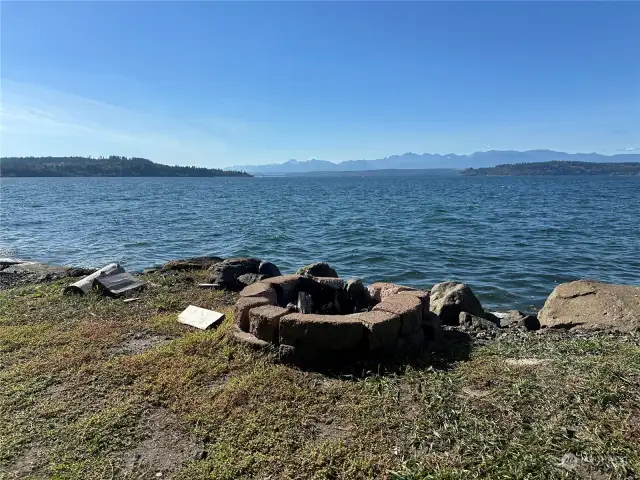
[{"left": 1, "top": 176, "right": 639, "bottom": 309}]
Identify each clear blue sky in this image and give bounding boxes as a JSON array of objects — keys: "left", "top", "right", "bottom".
[{"left": 1, "top": 1, "right": 638, "bottom": 167}]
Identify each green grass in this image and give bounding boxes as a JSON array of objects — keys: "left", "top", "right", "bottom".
[{"left": 1, "top": 271, "right": 638, "bottom": 479}]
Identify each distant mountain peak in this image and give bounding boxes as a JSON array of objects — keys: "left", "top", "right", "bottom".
[{"left": 225, "top": 150, "right": 640, "bottom": 175}]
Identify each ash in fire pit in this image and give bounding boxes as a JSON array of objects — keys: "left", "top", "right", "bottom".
[
  {"left": 232, "top": 269, "right": 442, "bottom": 367},
  {"left": 285, "top": 276, "right": 374, "bottom": 315}
]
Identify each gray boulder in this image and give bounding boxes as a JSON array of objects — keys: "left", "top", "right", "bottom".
[
  {"left": 345, "top": 278, "right": 366, "bottom": 295},
  {"left": 209, "top": 257, "right": 261, "bottom": 291},
  {"left": 160, "top": 256, "right": 222, "bottom": 272},
  {"left": 459, "top": 312, "right": 498, "bottom": 331},
  {"left": 499, "top": 310, "right": 540, "bottom": 331},
  {"left": 258, "top": 261, "right": 281, "bottom": 278},
  {"left": 538, "top": 280, "right": 640, "bottom": 331},
  {"left": 430, "top": 282, "right": 485, "bottom": 325},
  {"left": 296, "top": 262, "right": 338, "bottom": 278},
  {"left": 237, "top": 273, "right": 266, "bottom": 287}
]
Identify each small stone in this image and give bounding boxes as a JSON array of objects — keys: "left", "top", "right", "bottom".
[
  {"left": 499, "top": 310, "right": 527, "bottom": 327},
  {"left": 194, "top": 450, "right": 208, "bottom": 461},
  {"left": 558, "top": 453, "right": 579, "bottom": 471},
  {"left": 522, "top": 314, "right": 541, "bottom": 331},
  {"left": 237, "top": 273, "right": 265, "bottom": 287},
  {"left": 499, "top": 310, "right": 540, "bottom": 331},
  {"left": 459, "top": 312, "right": 498, "bottom": 331}
]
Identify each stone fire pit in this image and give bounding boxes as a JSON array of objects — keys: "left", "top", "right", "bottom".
[{"left": 232, "top": 273, "right": 442, "bottom": 366}]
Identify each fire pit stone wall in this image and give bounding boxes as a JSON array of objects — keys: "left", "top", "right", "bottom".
[{"left": 232, "top": 273, "right": 442, "bottom": 366}]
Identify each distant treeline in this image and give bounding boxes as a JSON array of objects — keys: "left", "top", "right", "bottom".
[
  {"left": 462, "top": 161, "right": 640, "bottom": 176},
  {"left": 0, "top": 156, "right": 251, "bottom": 177}
]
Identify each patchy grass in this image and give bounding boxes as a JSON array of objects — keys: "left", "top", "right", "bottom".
[{"left": 1, "top": 271, "right": 639, "bottom": 479}]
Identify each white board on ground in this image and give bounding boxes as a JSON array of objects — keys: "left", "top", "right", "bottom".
[{"left": 178, "top": 305, "right": 225, "bottom": 330}]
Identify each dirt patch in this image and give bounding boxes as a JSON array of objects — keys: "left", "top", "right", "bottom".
[
  {"left": 309, "top": 417, "right": 354, "bottom": 444},
  {"left": 461, "top": 387, "right": 493, "bottom": 399},
  {"left": 120, "top": 409, "right": 198, "bottom": 479},
  {"left": 2, "top": 445, "right": 47, "bottom": 479},
  {"left": 504, "top": 358, "right": 549, "bottom": 367},
  {"left": 112, "top": 333, "right": 171, "bottom": 356}
]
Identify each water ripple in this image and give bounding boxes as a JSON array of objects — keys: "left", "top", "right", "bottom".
[{"left": 1, "top": 175, "right": 639, "bottom": 309}]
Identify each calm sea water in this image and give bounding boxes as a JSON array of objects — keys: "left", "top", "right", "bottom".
[{"left": 1, "top": 176, "right": 639, "bottom": 310}]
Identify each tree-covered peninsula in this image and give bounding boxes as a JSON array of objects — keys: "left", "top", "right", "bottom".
[
  {"left": 462, "top": 161, "right": 640, "bottom": 176},
  {"left": 1, "top": 156, "right": 251, "bottom": 177}
]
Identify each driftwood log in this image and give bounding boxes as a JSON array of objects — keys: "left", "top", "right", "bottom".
[{"left": 63, "top": 263, "right": 124, "bottom": 295}]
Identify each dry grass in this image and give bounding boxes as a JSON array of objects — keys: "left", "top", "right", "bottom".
[{"left": 1, "top": 271, "right": 639, "bottom": 479}]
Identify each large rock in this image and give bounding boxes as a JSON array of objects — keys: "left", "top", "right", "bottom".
[
  {"left": 258, "top": 261, "right": 281, "bottom": 278},
  {"left": 296, "top": 262, "right": 338, "bottom": 278},
  {"left": 430, "top": 282, "right": 485, "bottom": 326},
  {"left": 209, "top": 257, "right": 261, "bottom": 291},
  {"left": 159, "top": 256, "right": 222, "bottom": 272},
  {"left": 538, "top": 280, "right": 640, "bottom": 331},
  {"left": 237, "top": 273, "right": 265, "bottom": 287}
]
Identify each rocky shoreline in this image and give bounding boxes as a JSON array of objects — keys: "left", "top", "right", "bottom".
[{"left": 4, "top": 256, "right": 638, "bottom": 337}]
